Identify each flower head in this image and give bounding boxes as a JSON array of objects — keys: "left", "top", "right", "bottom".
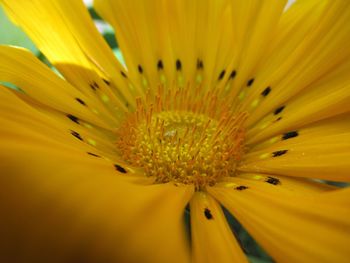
[{"left": 0, "top": 0, "right": 350, "bottom": 262}]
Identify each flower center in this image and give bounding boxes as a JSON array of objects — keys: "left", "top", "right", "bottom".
[{"left": 116, "top": 88, "right": 247, "bottom": 190}]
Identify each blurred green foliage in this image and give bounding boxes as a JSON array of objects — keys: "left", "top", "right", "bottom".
[{"left": 0, "top": 6, "right": 38, "bottom": 54}]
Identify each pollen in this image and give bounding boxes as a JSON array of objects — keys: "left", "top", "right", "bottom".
[{"left": 116, "top": 85, "right": 247, "bottom": 190}]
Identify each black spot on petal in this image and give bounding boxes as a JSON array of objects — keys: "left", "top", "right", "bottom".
[
  {"left": 87, "top": 152, "right": 101, "bottom": 158},
  {"left": 90, "top": 81, "right": 99, "bottom": 91},
  {"left": 265, "top": 177, "right": 280, "bottom": 185},
  {"left": 218, "top": 70, "right": 226, "bottom": 80},
  {"left": 114, "top": 164, "right": 127, "bottom": 173},
  {"left": 176, "top": 59, "right": 182, "bottom": 71},
  {"left": 247, "top": 78, "right": 254, "bottom": 87},
  {"left": 235, "top": 185, "right": 248, "bottom": 191},
  {"left": 274, "top": 105, "right": 285, "bottom": 115},
  {"left": 197, "top": 59, "right": 204, "bottom": 70},
  {"left": 261, "top": 86, "right": 271, "bottom": 97},
  {"left": 229, "top": 70, "right": 237, "bottom": 79},
  {"left": 204, "top": 208, "right": 213, "bottom": 220},
  {"left": 102, "top": 79, "right": 110, "bottom": 85},
  {"left": 282, "top": 131, "right": 299, "bottom": 140},
  {"left": 120, "top": 71, "right": 127, "bottom": 78},
  {"left": 138, "top": 65, "right": 143, "bottom": 74},
  {"left": 157, "top": 59, "right": 164, "bottom": 70},
  {"left": 67, "top": 114, "right": 79, "bottom": 124},
  {"left": 272, "top": 150, "right": 288, "bottom": 157},
  {"left": 75, "top": 98, "right": 86, "bottom": 106},
  {"left": 70, "top": 130, "right": 83, "bottom": 141}
]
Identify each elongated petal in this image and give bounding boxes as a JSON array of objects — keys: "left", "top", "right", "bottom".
[
  {"left": 1, "top": 0, "right": 136, "bottom": 110},
  {"left": 95, "top": 0, "right": 241, "bottom": 91},
  {"left": 242, "top": 1, "right": 350, "bottom": 126},
  {"left": 0, "top": 105, "right": 193, "bottom": 262},
  {"left": 0, "top": 86, "right": 152, "bottom": 182},
  {"left": 0, "top": 46, "right": 118, "bottom": 128},
  {"left": 190, "top": 191, "right": 248, "bottom": 263},
  {"left": 246, "top": 57, "right": 350, "bottom": 144},
  {"left": 218, "top": 173, "right": 336, "bottom": 194},
  {"left": 240, "top": 114, "right": 350, "bottom": 182},
  {"left": 208, "top": 183, "right": 350, "bottom": 263}
]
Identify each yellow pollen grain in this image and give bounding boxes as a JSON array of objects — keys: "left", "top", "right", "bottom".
[
  {"left": 87, "top": 138, "right": 97, "bottom": 146},
  {"left": 101, "top": 93, "right": 110, "bottom": 103},
  {"left": 259, "top": 153, "right": 269, "bottom": 159},
  {"left": 238, "top": 90, "right": 246, "bottom": 100},
  {"left": 142, "top": 76, "right": 148, "bottom": 87},
  {"left": 160, "top": 74, "right": 166, "bottom": 84},
  {"left": 196, "top": 74, "right": 203, "bottom": 84},
  {"left": 83, "top": 123, "right": 92, "bottom": 129},
  {"left": 251, "top": 98, "right": 260, "bottom": 108}
]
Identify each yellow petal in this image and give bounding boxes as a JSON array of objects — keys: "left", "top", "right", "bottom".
[
  {"left": 246, "top": 57, "right": 350, "bottom": 145},
  {"left": 208, "top": 184, "right": 350, "bottom": 262},
  {"left": 243, "top": 1, "right": 350, "bottom": 126},
  {"left": 95, "top": 0, "right": 236, "bottom": 91},
  {"left": 0, "top": 93, "right": 194, "bottom": 261},
  {"left": 190, "top": 191, "right": 248, "bottom": 263},
  {"left": 240, "top": 114, "right": 350, "bottom": 182},
  {"left": 0, "top": 46, "right": 118, "bottom": 128},
  {"left": 0, "top": 147, "right": 193, "bottom": 262},
  {"left": 226, "top": 0, "right": 287, "bottom": 100},
  {"left": 0, "top": 86, "right": 154, "bottom": 184},
  {"left": 1, "top": 0, "right": 136, "bottom": 110},
  {"left": 218, "top": 173, "right": 336, "bottom": 194}
]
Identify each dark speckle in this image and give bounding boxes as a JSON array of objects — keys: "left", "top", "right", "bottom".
[
  {"left": 275, "top": 117, "right": 282, "bottom": 122},
  {"left": 87, "top": 152, "right": 101, "bottom": 158},
  {"left": 90, "top": 81, "right": 99, "bottom": 91},
  {"left": 261, "top": 86, "right": 271, "bottom": 97},
  {"left": 235, "top": 185, "right": 248, "bottom": 191},
  {"left": 265, "top": 177, "right": 280, "bottom": 185},
  {"left": 67, "top": 114, "right": 79, "bottom": 124},
  {"left": 114, "top": 164, "right": 127, "bottom": 173},
  {"left": 247, "top": 78, "right": 254, "bottom": 87},
  {"left": 229, "top": 70, "right": 237, "bottom": 79},
  {"left": 70, "top": 130, "right": 83, "bottom": 141},
  {"left": 120, "top": 71, "right": 127, "bottom": 78},
  {"left": 204, "top": 208, "right": 213, "bottom": 220},
  {"left": 176, "top": 59, "right": 182, "bottom": 71},
  {"left": 282, "top": 131, "right": 299, "bottom": 140},
  {"left": 103, "top": 79, "right": 110, "bottom": 85},
  {"left": 157, "top": 59, "right": 164, "bottom": 70},
  {"left": 272, "top": 150, "right": 288, "bottom": 157},
  {"left": 197, "top": 59, "right": 204, "bottom": 70},
  {"left": 138, "top": 65, "right": 143, "bottom": 74},
  {"left": 218, "top": 70, "right": 226, "bottom": 80},
  {"left": 274, "top": 105, "right": 285, "bottom": 115},
  {"left": 75, "top": 98, "right": 86, "bottom": 106}
]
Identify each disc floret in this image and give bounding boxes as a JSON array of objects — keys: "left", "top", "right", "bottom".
[{"left": 117, "top": 86, "right": 246, "bottom": 189}]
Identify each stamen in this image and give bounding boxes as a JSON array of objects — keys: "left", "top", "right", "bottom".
[{"left": 116, "top": 86, "right": 247, "bottom": 190}]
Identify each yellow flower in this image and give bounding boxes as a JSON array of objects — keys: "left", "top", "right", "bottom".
[{"left": 0, "top": 0, "right": 350, "bottom": 262}]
